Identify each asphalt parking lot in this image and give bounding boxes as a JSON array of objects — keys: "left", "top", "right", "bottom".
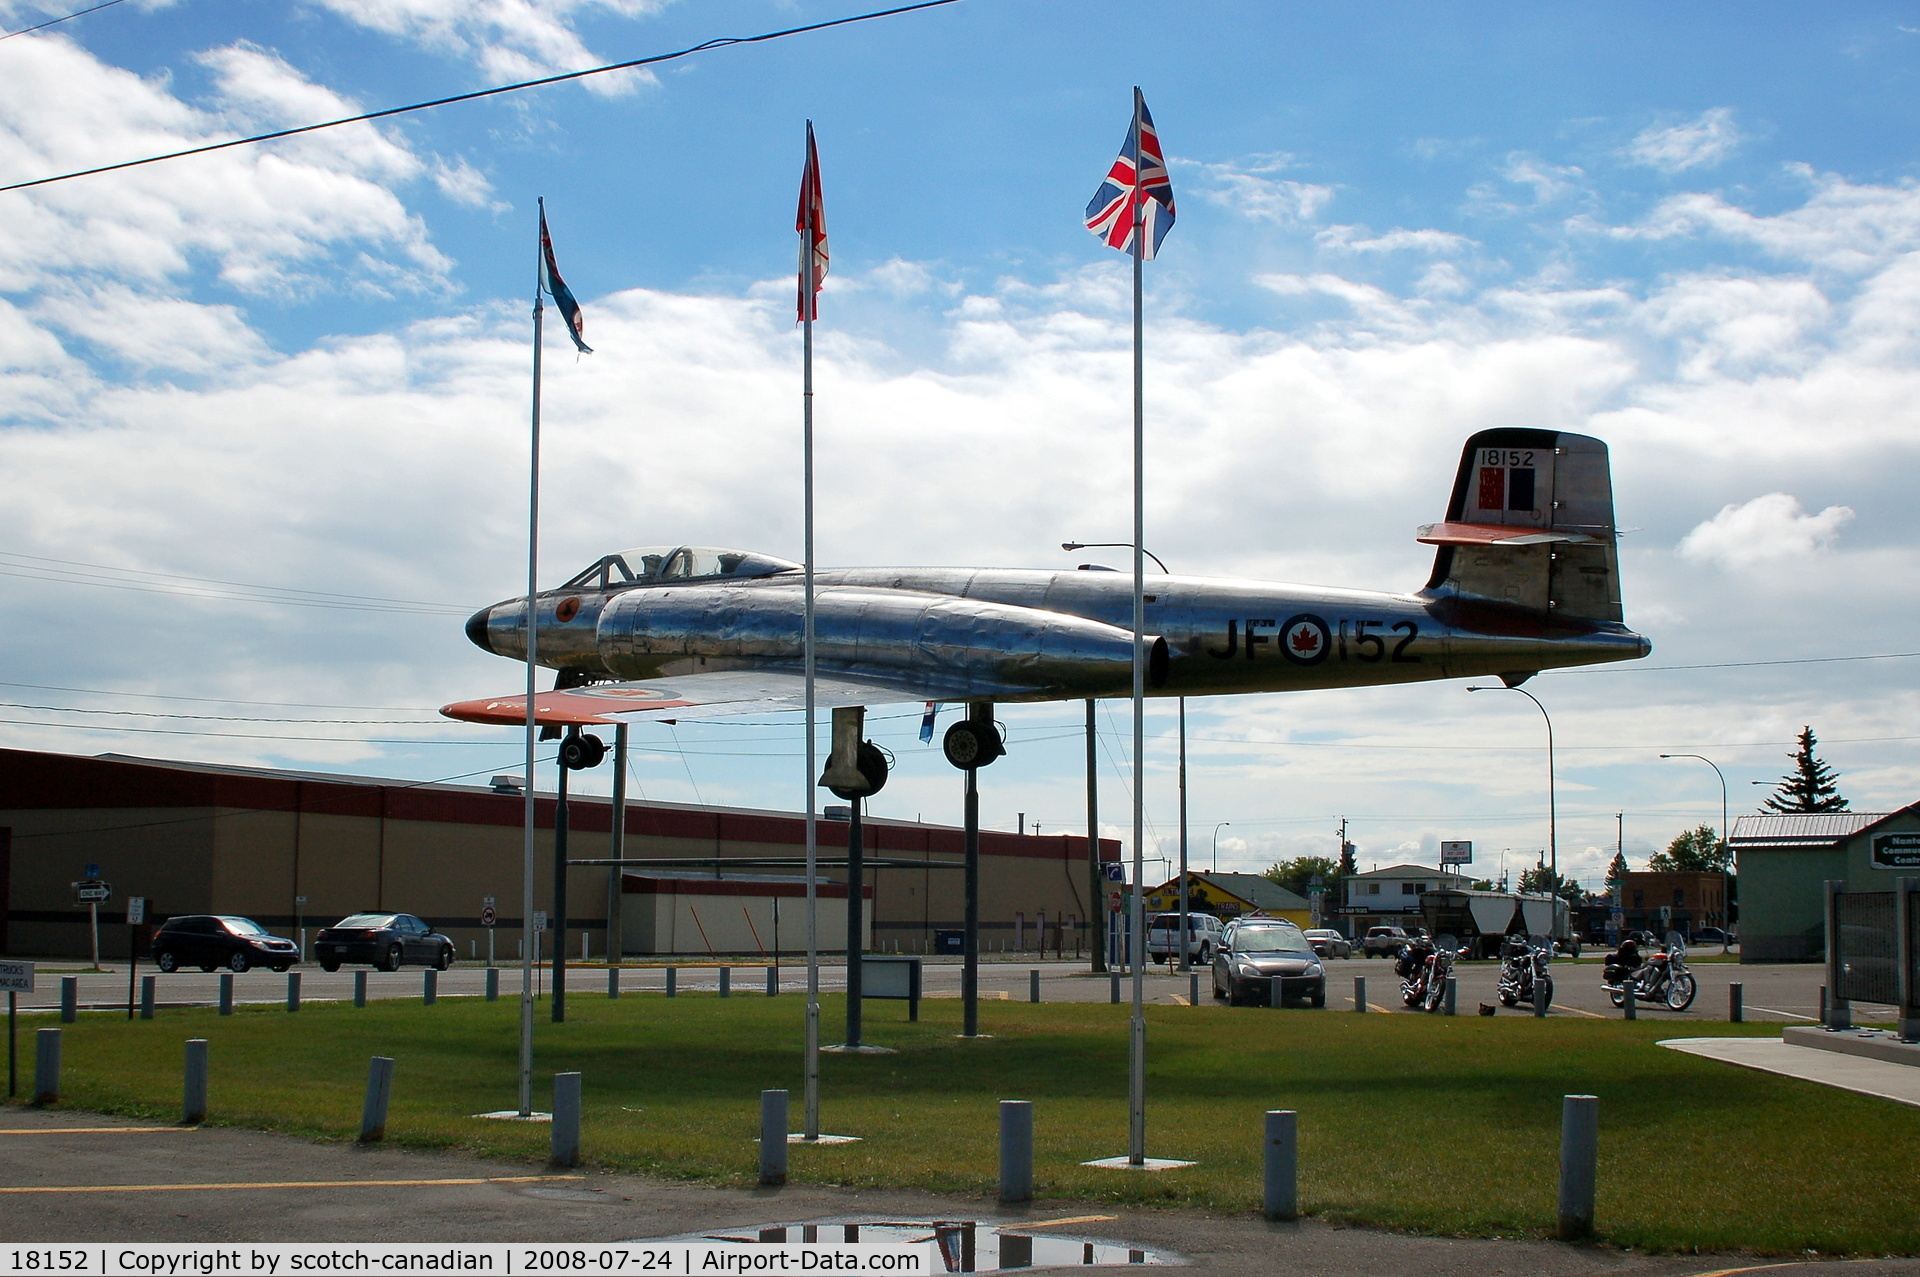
[
  {"left": 7, "top": 1105, "right": 1920, "bottom": 1274},
  {"left": 11, "top": 953, "right": 1881, "bottom": 1026}
]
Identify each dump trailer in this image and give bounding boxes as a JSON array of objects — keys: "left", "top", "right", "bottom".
[{"left": 1421, "top": 890, "right": 1568, "bottom": 958}]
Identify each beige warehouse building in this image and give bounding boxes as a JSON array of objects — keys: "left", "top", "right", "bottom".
[{"left": 0, "top": 747, "right": 1116, "bottom": 960}]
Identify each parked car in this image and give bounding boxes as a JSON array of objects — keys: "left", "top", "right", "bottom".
[
  {"left": 150, "top": 915, "right": 299, "bottom": 974},
  {"left": 1363, "top": 925, "right": 1411, "bottom": 957},
  {"left": 314, "top": 913, "right": 455, "bottom": 972},
  {"left": 1213, "top": 919, "right": 1325, "bottom": 1007},
  {"left": 1147, "top": 912, "right": 1225, "bottom": 964},
  {"left": 1301, "top": 928, "right": 1352, "bottom": 959}
]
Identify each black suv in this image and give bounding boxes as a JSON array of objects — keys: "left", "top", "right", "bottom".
[
  {"left": 314, "top": 913, "right": 454, "bottom": 972},
  {"left": 151, "top": 916, "right": 300, "bottom": 973}
]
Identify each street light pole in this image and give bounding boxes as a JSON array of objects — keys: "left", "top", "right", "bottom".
[
  {"left": 1660, "top": 753, "right": 1731, "bottom": 952},
  {"left": 1468, "top": 685, "right": 1556, "bottom": 887},
  {"left": 1211, "top": 822, "right": 1230, "bottom": 874},
  {"left": 1065, "top": 542, "right": 1188, "bottom": 970}
]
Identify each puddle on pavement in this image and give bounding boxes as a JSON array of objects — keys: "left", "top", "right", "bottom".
[{"left": 635, "top": 1219, "right": 1181, "bottom": 1271}]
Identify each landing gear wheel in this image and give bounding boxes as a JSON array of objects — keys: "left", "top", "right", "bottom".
[
  {"left": 380, "top": 944, "right": 403, "bottom": 973},
  {"left": 942, "top": 719, "right": 1005, "bottom": 770},
  {"left": 227, "top": 952, "right": 250, "bottom": 974},
  {"left": 156, "top": 951, "right": 178, "bottom": 973},
  {"left": 434, "top": 946, "right": 453, "bottom": 971},
  {"left": 1666, "top": 973, "right": 1697, "bottom": 1011}
]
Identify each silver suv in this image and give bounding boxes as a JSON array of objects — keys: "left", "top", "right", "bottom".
[{"left": 1147, "top": 912, "right": 1224, "bottom": 964}]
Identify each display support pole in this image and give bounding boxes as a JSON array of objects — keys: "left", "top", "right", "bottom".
[
  {"left": 846, "top": 796, "right": 864, "bottom": 1048},
  {"left": 1126, "top": 84, "right": 1149, "bottom": 1167},
  {"left": 90, "top": 902, "right": 101, "bottom": 972},
  {"left": 608, "top": 724, "right": 627, "bottom": 965},
  {"left": 1088, "top": 699, "right": 1104, "bottom": 973},
  {"left": 7, "top": 991, "right": 15, "bottom": 1099},
  {"left": 963, "top": 715, "right": 983, "bottom": 1038},
  {"left": 1176, "top": 698, "right": 1189, "bottom": 972},
  {"left": 552, "top": 742, "right": 571, "bottom": 1024},
  {"left": 518, "top": 201, "right": 546, "bottom": 1117},
  {"left": 800, "top": 119, "right": 822, "bottom": 1141}
]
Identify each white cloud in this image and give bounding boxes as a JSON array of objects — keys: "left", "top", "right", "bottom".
[
  {"left": 307, "top": 0, "right": 666, "bottom": 95},
  {"left": 1677, "top": 493, "right": 1856, "bottom": 569},
  {"left": 1605, "top": 168, "right": 1920, "bottom": 273},
  {"left": 1189, "top": 154, "right": 1334, "bottom": 224},
  {"left": 1630, "top": 107, "right": 1743, "bottom": 172},
  {"left": 1315, "top": 225, "right": 1475, "bottom": 254}
]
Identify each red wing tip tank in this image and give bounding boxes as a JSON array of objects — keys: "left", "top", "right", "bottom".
[{"left": 444, "top": 428, "right": 1647, "bottom": 729}]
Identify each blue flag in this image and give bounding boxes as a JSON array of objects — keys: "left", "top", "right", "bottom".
[
  {"left": 539, "top": 199, "right": 592, "bottom": 354},
  {"left": 920, "top": 702, "right": 938, "bottom": 745}
]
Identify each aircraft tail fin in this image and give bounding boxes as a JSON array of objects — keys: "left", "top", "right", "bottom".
[{"left": 1418, "top": 429, "right": 1622, "bottom": 624}]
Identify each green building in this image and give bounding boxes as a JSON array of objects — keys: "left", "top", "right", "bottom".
[{"left": 1730, "top": 805, "right": 1920, "bottom": 962}]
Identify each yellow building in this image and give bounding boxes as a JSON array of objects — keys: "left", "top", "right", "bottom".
[{"left": 1143, "top": 871, "right": 1311, "bottom": 927}]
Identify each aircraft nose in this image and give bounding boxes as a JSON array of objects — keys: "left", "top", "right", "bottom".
[{"left": 465, "top": 605, "right": 496, "bottom": 655}]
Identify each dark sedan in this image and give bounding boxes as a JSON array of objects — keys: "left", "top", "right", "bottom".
[
  {"left": 314, "top": 913, "right": 454, "bottom": 972},
  {"left": 1212, "top": 920, "right": 1326, "bottom": 1007},
  {"left": 150, "top": 915, "right": 300, "bottom": 974}
]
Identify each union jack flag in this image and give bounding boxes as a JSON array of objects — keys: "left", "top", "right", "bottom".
[
  {"left": 1085, "top": 92, "right": 1175, "bottom": 260},
  {"left": 796, "top": 121, "right": 828, "bottom": 322},
  {"left": 538, "top": 200, "right": 592, "bottom": 354}
]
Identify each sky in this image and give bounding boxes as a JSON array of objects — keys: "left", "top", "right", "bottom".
[{"left": 3, "top": 0, "right": 1920, "bottom": 893}]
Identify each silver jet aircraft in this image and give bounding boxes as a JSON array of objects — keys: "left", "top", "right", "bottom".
[{"left": 444, "top": 428, "right": 1649, "bottom": 759}]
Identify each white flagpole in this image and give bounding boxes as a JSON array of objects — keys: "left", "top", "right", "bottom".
[
  {"left": 801, "top": 120, "right": 821, "bottom": 1142},
  {"left": 520, "top": 199, "right": 545, "bottom": 1118},
  {"left": 1127, "top": 84, "right": 1148, "bottom": 1167}
]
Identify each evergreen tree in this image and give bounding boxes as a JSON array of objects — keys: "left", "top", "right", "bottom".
[
  {"left": 1763, "top": 726, "right": 1849, "bottom": 813},
  {"left": 1337, "top": 840, "right": 1358, "bottom": 878},
  {"left": 1605, "top": 850, "right": 1629, "bottom": 884},
  {"left": 1647, "top": 824, "right": 1729, "bottom": 873}
]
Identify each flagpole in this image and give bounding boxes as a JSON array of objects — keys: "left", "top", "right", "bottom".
[
  {"left": 520, "top": 198, "right": 545, "bottom": 1118},
  {"left": 801, "top": 119, "right": 822, "bottom": 1143},
  {"left": 1126, "top": 84, "right": 1148, "bottom": 1167}
]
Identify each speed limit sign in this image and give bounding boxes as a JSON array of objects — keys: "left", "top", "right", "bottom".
[{"left": 480, "top": 904, "right": 498, "bottom": 927}]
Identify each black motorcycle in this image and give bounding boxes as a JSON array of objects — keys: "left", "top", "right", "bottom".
[
  {"left": 1603, "top": 931, "right": 1696, "bottom": 1011},
  {"left": 1496, "top": 933, "right": 1553, "bottom": 1008},
  {"left": 1397, "top": 934, "right": 1455, "bottom": 1012}
]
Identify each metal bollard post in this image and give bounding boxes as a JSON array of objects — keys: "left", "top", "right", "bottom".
[
  {"left": 60, "top": 976, "right": 77, "bottom": 1023},
  {"left": 550, "top": 1072, "right": 581, "bottom": 1168},
  {"left": 1030, "top": 969, "right": 1041, "bottom": 1004},
  {"left": 423, "top": 970, "right": 437, "bottom": 1006},
  {"left": 998, "top": 1100, "right": 1033, "bottom": 1204},
  {"left": 1354, "top": 976, "right": 1366, "bottom": 1012},
  {"left": 1622, "top": 985, "right": 1636, "bottom": 1020},
  {"left": 766, "top": 966, "right": 778, "bottom": 997},
  {"left": 140, "top": 975, "right": 156, "bottom": 1020},
  {"left": 1534, "top": 979, "right": 1549, "bottom": 1018},
  {"left": 1557, "top": 1094, "right": 1598, "bottom": 1239},
  {"left": 218, "top": 974, "right": 233, "bottom": 1016},
  {"left": 719, "top": 967, "right": 731, "bottom": 998},
  {"left": 1190, "top": 972, "right": 1200, "bottom": 1006},
  {"left": 1109, "top": 972, "right": 1120, "bottom": 1004},
  {"left": 608, "top": 966, "right": 620, "bottom": 1000},
  {"left": 1443, "top": 977, "right": 1457, "bottom": 1016},
  {"left": 759, "top": 1089, "right": 789, "bottom": 1186},
  {"left": 1819, "top": 984, "right": 1827, "bottom": 1023},
  {"left": 33, "top": 1027, "right": 61, "bottom": 1105},
  {"left": 1269, "top": 976, "right": 1285, "bottom": 1009},
  {"left": 286, "top": 971, "right": 301, "bottom": 1013},
  {"left": 1263, "top": 1110, "right": 1298, "bottom": 1221},
  {"left": 1729, "top": 981, "right": 1744, "bottom": 1023},
  {"left": 485, "top": 968, "right": 499, "bottom": 1002},
  {"left": 359, "top": 1057, "right": 395, "bottom": 1143},
  {"left": 354, "top": 970, "right": 367, "bottom": 1008},
  {"left": 183, "top": 1039, "right": 208, "bottom": 1124},
  {"left": 666, "top": 967, "right": 677, "bottom": 998}
]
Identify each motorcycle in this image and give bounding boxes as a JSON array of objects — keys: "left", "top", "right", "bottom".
[
  {"left": 1497, "top": 933, "right": 1554, "bottom": 1008},
  {"left": 1603, "top": 930, "right": 1696, "bottom": 1011},
  {"left": 1397, "top": 933, "right": 1457, "bottom": 1012}
]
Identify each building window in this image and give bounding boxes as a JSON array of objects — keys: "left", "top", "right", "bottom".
[
  {"left": 1402, "top": 883, "right": 1418, "bottom": 895},
  {"left": 1632, "top": 890, "right": 1644, "bottom": 907},
  {"left": 1673, "top": 889, "right": 1685, "bottom": 907},
  {"left": 1366, "top": 883, "right": 1380, "bottom": 896}
]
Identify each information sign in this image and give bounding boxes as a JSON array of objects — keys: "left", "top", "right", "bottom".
[
  {"left": 0, "top": 960, "right": 34, "bottom": 993},
  {"left": 1871, "top": 832, "right": 1920, "bottom": 870},
  {"left": 1103, "top": 862, "right": 1125, "bottom": 882},
  {"left": 126, "top": 897, "right": 146, "bottom": 925},
  {"left": 75, "top": 881, "right": 112, "bottom": 904},
  {"left": 533, "top": 910, "right": 548, "bottom": 931},
  {"left": 480, "top": 904, "right": 498, "bottom": 927},
  {"left": 1440, "top": 841, "right": 1473, "bottom": 865}
]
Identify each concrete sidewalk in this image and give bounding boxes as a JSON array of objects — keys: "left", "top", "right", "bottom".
[{"left": 1660, "top": 1035, "right": 1920, "bottom": 1107}]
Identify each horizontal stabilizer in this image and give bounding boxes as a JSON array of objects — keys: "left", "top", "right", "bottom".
[{"left": 1416, "top": 522, "right": 1598, "bottom": 548}]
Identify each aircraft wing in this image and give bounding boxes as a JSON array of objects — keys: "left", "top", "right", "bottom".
[{"left": 441, "top": 667, "right": 968, "bottom": 727}]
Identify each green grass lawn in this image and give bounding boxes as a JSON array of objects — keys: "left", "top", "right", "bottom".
[{"left": 15, "top": 993, "right": 1914, "bottom": 1255}]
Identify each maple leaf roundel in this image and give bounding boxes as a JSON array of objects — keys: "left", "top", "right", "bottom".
[{"left": 1279, "top": 613, "right": 1331, "bottom": 666}]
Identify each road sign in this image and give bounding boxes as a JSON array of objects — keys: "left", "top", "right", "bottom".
[
  {"left": 126, "top": 897, "right": 146, "bottom": 925},
  {"left": 295, "top": 895, "right": 307, "bottom": 907},
  {"left": 483, "top": 894, "right": 497, "bottom": 907},
  {"left": 533, "top": 911, "right": 548, "bottom": 931},
  {"left": 1109, "top": 891, "right": 1123, "bottom": 914},
  {"left": 0, "top": 960, "right": 34, "bottom": 993},
  {"left": 85, "top": 863, "right": 100, "bottom": 879},
  {"left": 480, "top": 905, "right": 498, "bottom": 927},
  {"left": 75, "top": 882, "right": 112, "bottom": 904},
  {"left": 1103, "top": 862, "right": 1125, "bottom": 882}
]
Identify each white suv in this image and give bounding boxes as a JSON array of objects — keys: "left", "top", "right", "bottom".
[{"left": 1147, "top": 912, "right": 1225, "bottom": 964}]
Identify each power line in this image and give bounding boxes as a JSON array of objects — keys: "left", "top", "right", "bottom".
[
  {"left": 0, "top": 701, "right": 440, "bottom": 725},
  {"left": 1, "top": 0, "right": 127, "bottom": 41},
  {"left": 0, "top": 552, "right": 473, "bottom": 615},
  {"left": 0, "top": 678, "right": 440, "bottom": 712},
  {"left": 0, "top": 0, "right": 965, "bottom": 194}
]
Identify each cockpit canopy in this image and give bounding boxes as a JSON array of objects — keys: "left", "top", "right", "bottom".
[{"left": 560, "top": 546, "right": 800, "bottom": 591}]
